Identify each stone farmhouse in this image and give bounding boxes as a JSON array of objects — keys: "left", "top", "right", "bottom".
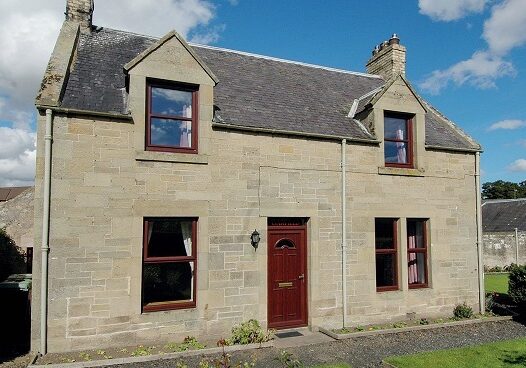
[{"left": 32, "top": 0, "right": 485, "bottom": 353}]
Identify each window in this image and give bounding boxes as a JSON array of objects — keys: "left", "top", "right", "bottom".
[
  {"left": 142, "top": 218, "right": 197, "bottom": 312},
  {"left": 375, "top": 218, "right": 398, "bottom": 291},
  {"left": 146, "top": 82, "right": 198, "bottom": 153},
  {"left": 407, "top": 219, "right": 428, "bottom": 288},
  {"left": 384, "top": 113, "right": 413, "bottom": 167}
]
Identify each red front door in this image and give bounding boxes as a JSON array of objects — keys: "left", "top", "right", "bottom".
[{"left": 268, "top": 220, "right": 307, "bottom": 329}]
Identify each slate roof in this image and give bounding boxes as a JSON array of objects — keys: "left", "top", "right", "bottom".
[
  {"left": 0, "top": 187, "right": 31, "bottom": 202},
  {"left": 482, "top": 198, "right": 526, "bottom": 232},
  {"left": 61, "top": 27, "right": 479, "bottom": 149}
]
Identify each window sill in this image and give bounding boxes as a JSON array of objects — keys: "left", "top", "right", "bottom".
[
  {"left": 378, "top": 167, "right": 425, "bottom": 177},
  {"left": 136, "top": 151, "right": 208, "bottom": 165}
]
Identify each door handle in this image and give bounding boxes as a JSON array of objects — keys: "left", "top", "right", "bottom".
[{"left": 298, "top": 274, "right": 304, "bottom": 280}]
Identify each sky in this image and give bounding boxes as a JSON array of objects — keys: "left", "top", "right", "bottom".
[{"left": 0, "top": 0, "right": 525, "bottom": 186}]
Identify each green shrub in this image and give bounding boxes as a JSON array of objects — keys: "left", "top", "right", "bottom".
[
  {"left": 508, "top": 264, "right": 526, "bottom": 309},
  {"left": 453, "top": 303, "right": 474, "bottom": 319},
  {"left": 226, "top": 319, "right": 273, "bottom": 345}
]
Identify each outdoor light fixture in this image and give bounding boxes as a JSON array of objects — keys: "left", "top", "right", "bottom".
[{"left": 250, "top": 229, "right": 260, "bottom": 250}]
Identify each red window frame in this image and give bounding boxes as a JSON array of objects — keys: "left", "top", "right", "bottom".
[
  {"left": 142, "top": 217, "right": 198, "bottom": 312},
  {"left": 145, "top": 81, "right": 199, "bottom": 154},
  {"left": 407, "top": 219, "right": 429, "bottom": 289},
  {"left": 384, "top": 112, "right": 414, "bottom": 168},
  {"left": 375, "top": 218, "right": 399, "bottom": 292}
]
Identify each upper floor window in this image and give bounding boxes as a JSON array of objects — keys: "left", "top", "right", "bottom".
[
  {"left": 384, "top": 113, "right": 413, "bottom": 168},
  {"left": 146, "top": 82, "right": 198, "bottom": 153}
]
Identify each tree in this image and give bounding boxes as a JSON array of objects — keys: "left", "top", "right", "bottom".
[{"left": 482, "top": 180, "right": 526, "bottom": 199}]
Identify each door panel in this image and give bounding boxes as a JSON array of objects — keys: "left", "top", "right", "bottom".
[{"left": 268, "top": 223, "right": 307, "bottom": 329}]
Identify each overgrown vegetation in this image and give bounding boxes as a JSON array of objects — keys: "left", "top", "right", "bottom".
[
  {"left": 453, "top": 303, "right": 474, "bottom": 319},
  {"left": 0, "top": 228, "right": 26, "bottom": 281},
  {"left": 508, "top": 264, "right": 526, "bottom": 311},
  {"left": 225, "top": 319, "right": 274, "bottom": 345}
]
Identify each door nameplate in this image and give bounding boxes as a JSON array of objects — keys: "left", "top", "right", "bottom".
[{"left": 278, "top": 282, "right": 293, "bottom": 288}]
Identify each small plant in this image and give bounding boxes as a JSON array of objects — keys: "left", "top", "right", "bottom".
[
  {"left": 418, "top": 318, "right": 429, "bottom": 325},
  {"left": 453, "top": 303, "right": 474, "bottom": 319},
  {"left": 355, "top": 326, "right": 365, "bottom": 332},
  {"left": 131, "top": 345, "right": 153, "bottom": 356},
  {"left": 78, "top": 352, "right": 91, "bottom": 361},
  {"left": 226, "top": 319, "right": 274, "bottom": 345},
  {"left": 199, "top": 350, "right": 256, "bottom": 368},
  {"left": 393, "top": 322, "right": 407, "bottom": 328},
  {"left": 276, "top": 350, "right": 304, "bottom": 368},
  {"left": 508, "top": 264, "right": 526, "bottom": 311},
  {"left": 176, "top": 361, "right": 188, "bottom": 368}
]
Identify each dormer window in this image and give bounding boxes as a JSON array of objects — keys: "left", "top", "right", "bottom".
[
  {"left": 384, "top": 113, "right": 413, "bottom": 168},
  {"left": 146, "top": 82, "right": 198, "bottom": 153}
]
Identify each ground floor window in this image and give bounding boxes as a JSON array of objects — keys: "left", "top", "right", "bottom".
[
  {"left": 407, "top": 219, "right": 428, "bottom": 288},
  {"left": 375, "top": 218, "right": 399, "bottom": 291},
  {"left": 142, "top": 218, "right": 197, "bottom": 312}
]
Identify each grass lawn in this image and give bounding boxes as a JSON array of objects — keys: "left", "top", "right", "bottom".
[
  {"left": 485, "top": 273, "right": 509, "bottom": 294},
  {"left": 385, "top": 338, "right": 526, "bottom": 368}
]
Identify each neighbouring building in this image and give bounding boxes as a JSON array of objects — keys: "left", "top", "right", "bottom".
[
  {"left": 32, "top": 0, "right": 484, "bottom": 353},
  {"left": 482, "top": 198, "right": 526, "bottom": 268}
]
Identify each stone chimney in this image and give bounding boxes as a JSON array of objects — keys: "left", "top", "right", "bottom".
[
  {"left": 65, "top": 0, "right": 94, "bottom": 31},
  {"left": 366, "top": 34, "right": 406, "bottom": 80}
]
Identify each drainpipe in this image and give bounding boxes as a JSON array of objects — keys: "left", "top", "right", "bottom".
[
  {"left": 341, "top": 139, "right": 347, "bottom": 328},
  {"left": 475, "top": 152, "right": 484, "bottom": 314},
  {"left": 40, "top": 109, "right": 53, "bottom": 355}
]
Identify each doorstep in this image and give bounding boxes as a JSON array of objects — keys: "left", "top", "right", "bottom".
[{"left": 320, "top": 315, "right": 513, "bottom": 340}]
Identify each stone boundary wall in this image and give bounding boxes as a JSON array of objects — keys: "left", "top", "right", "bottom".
[{"left": 483, "top": 231, "right": 526, "bottom": 267}]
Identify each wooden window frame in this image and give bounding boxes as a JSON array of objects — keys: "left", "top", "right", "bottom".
[
  {"left": 407, "top": 218, "right": 429, "bottom": 289},
  {"left": 384, "top": 112, "right": 414, "bottom": 168},
  {"left": 375, "top": 218, "right": 399, "bottom": 292},
  {"left": 145, "top": 80, "right": 199, "bottom": 154},
  {"left": 142, "top": 217, "right": 198, "bottom": 312}
]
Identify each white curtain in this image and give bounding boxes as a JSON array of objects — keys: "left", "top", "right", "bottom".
[
  {"left": 147, "top": 222, "right": 154, "bottom": 245},
  {"left": 396, "top": 129, "right": 406, "bottom": 163},
  {"left": 179, "top": 105, "right": 192, "bottom": 147},
  {"left": 408, "top": 235, "right": 418, "bottom": 284},
  {"left": 181, "top": 221, "right": 194, "bottom": 300}
]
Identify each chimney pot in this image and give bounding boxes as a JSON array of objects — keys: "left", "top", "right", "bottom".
[
  {"left": 366, "top": 34, "right": 406, "bottom": 80},
  {"left": 389, "top": 33, "right": 400, "bottom": 45}
]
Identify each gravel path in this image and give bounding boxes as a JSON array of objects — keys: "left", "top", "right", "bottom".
[{"left": 114, "top": 320, "right": 526, "bottom": 368}]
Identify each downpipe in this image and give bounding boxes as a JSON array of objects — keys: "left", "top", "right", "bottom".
[
  {"left": 341, "top": 139, "right": 347, "bottom": 328},
  {"left": 475, "top": 152, "right": 485, "bottom": 314},
  {"left": 40, "top": 109, "right": 53, "bottom": 355}
]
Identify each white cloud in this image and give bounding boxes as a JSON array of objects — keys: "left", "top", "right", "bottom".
[
  {"left": 508, "top": 159, "right": 526, "bottom": 172},
  {"left": 488, "top": 119, "right": 526, "bottom": 131},
  {"left": 190, "top": 24, "right": 226, "bottom": 44},
  {"left": 418, "top": 0, "right": 488, "bottom": 21},
  {"left": 0, "top": 128, "right": 36, "bottom": 186},
  {"left": 420, "top": 0, "right": 526, "bottom": 94},
  {"left": 484, "top": 0, "right": 526, "bottom": 55},
  {"left": 420, "top": 51, "right": 515, "bottom": 94},
  {"left": 0, "top": 0, "right": 220, "bottom": 187}
]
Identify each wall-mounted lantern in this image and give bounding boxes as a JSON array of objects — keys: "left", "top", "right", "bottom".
[{"left": 250, "top": 229, "right": 260, "bottom": 250}]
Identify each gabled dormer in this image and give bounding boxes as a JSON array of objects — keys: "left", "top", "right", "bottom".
[{"left": 125, "top": 31, "right": 218, "bottom": 163}]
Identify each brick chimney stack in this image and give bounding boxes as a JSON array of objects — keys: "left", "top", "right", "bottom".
[
  {"left": 66, "top": 0, "right": 94, "bottom": 31},
  {"left": 366, "top": 34, "right": 406, "bottom": 81}
]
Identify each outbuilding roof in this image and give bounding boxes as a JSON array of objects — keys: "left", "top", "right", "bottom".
[
  {"left": 482, "top": 198, "right": 526, "bottom": 232},
  {"left": 60, "top": 27, "right": 479, "bottom": 150}
]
